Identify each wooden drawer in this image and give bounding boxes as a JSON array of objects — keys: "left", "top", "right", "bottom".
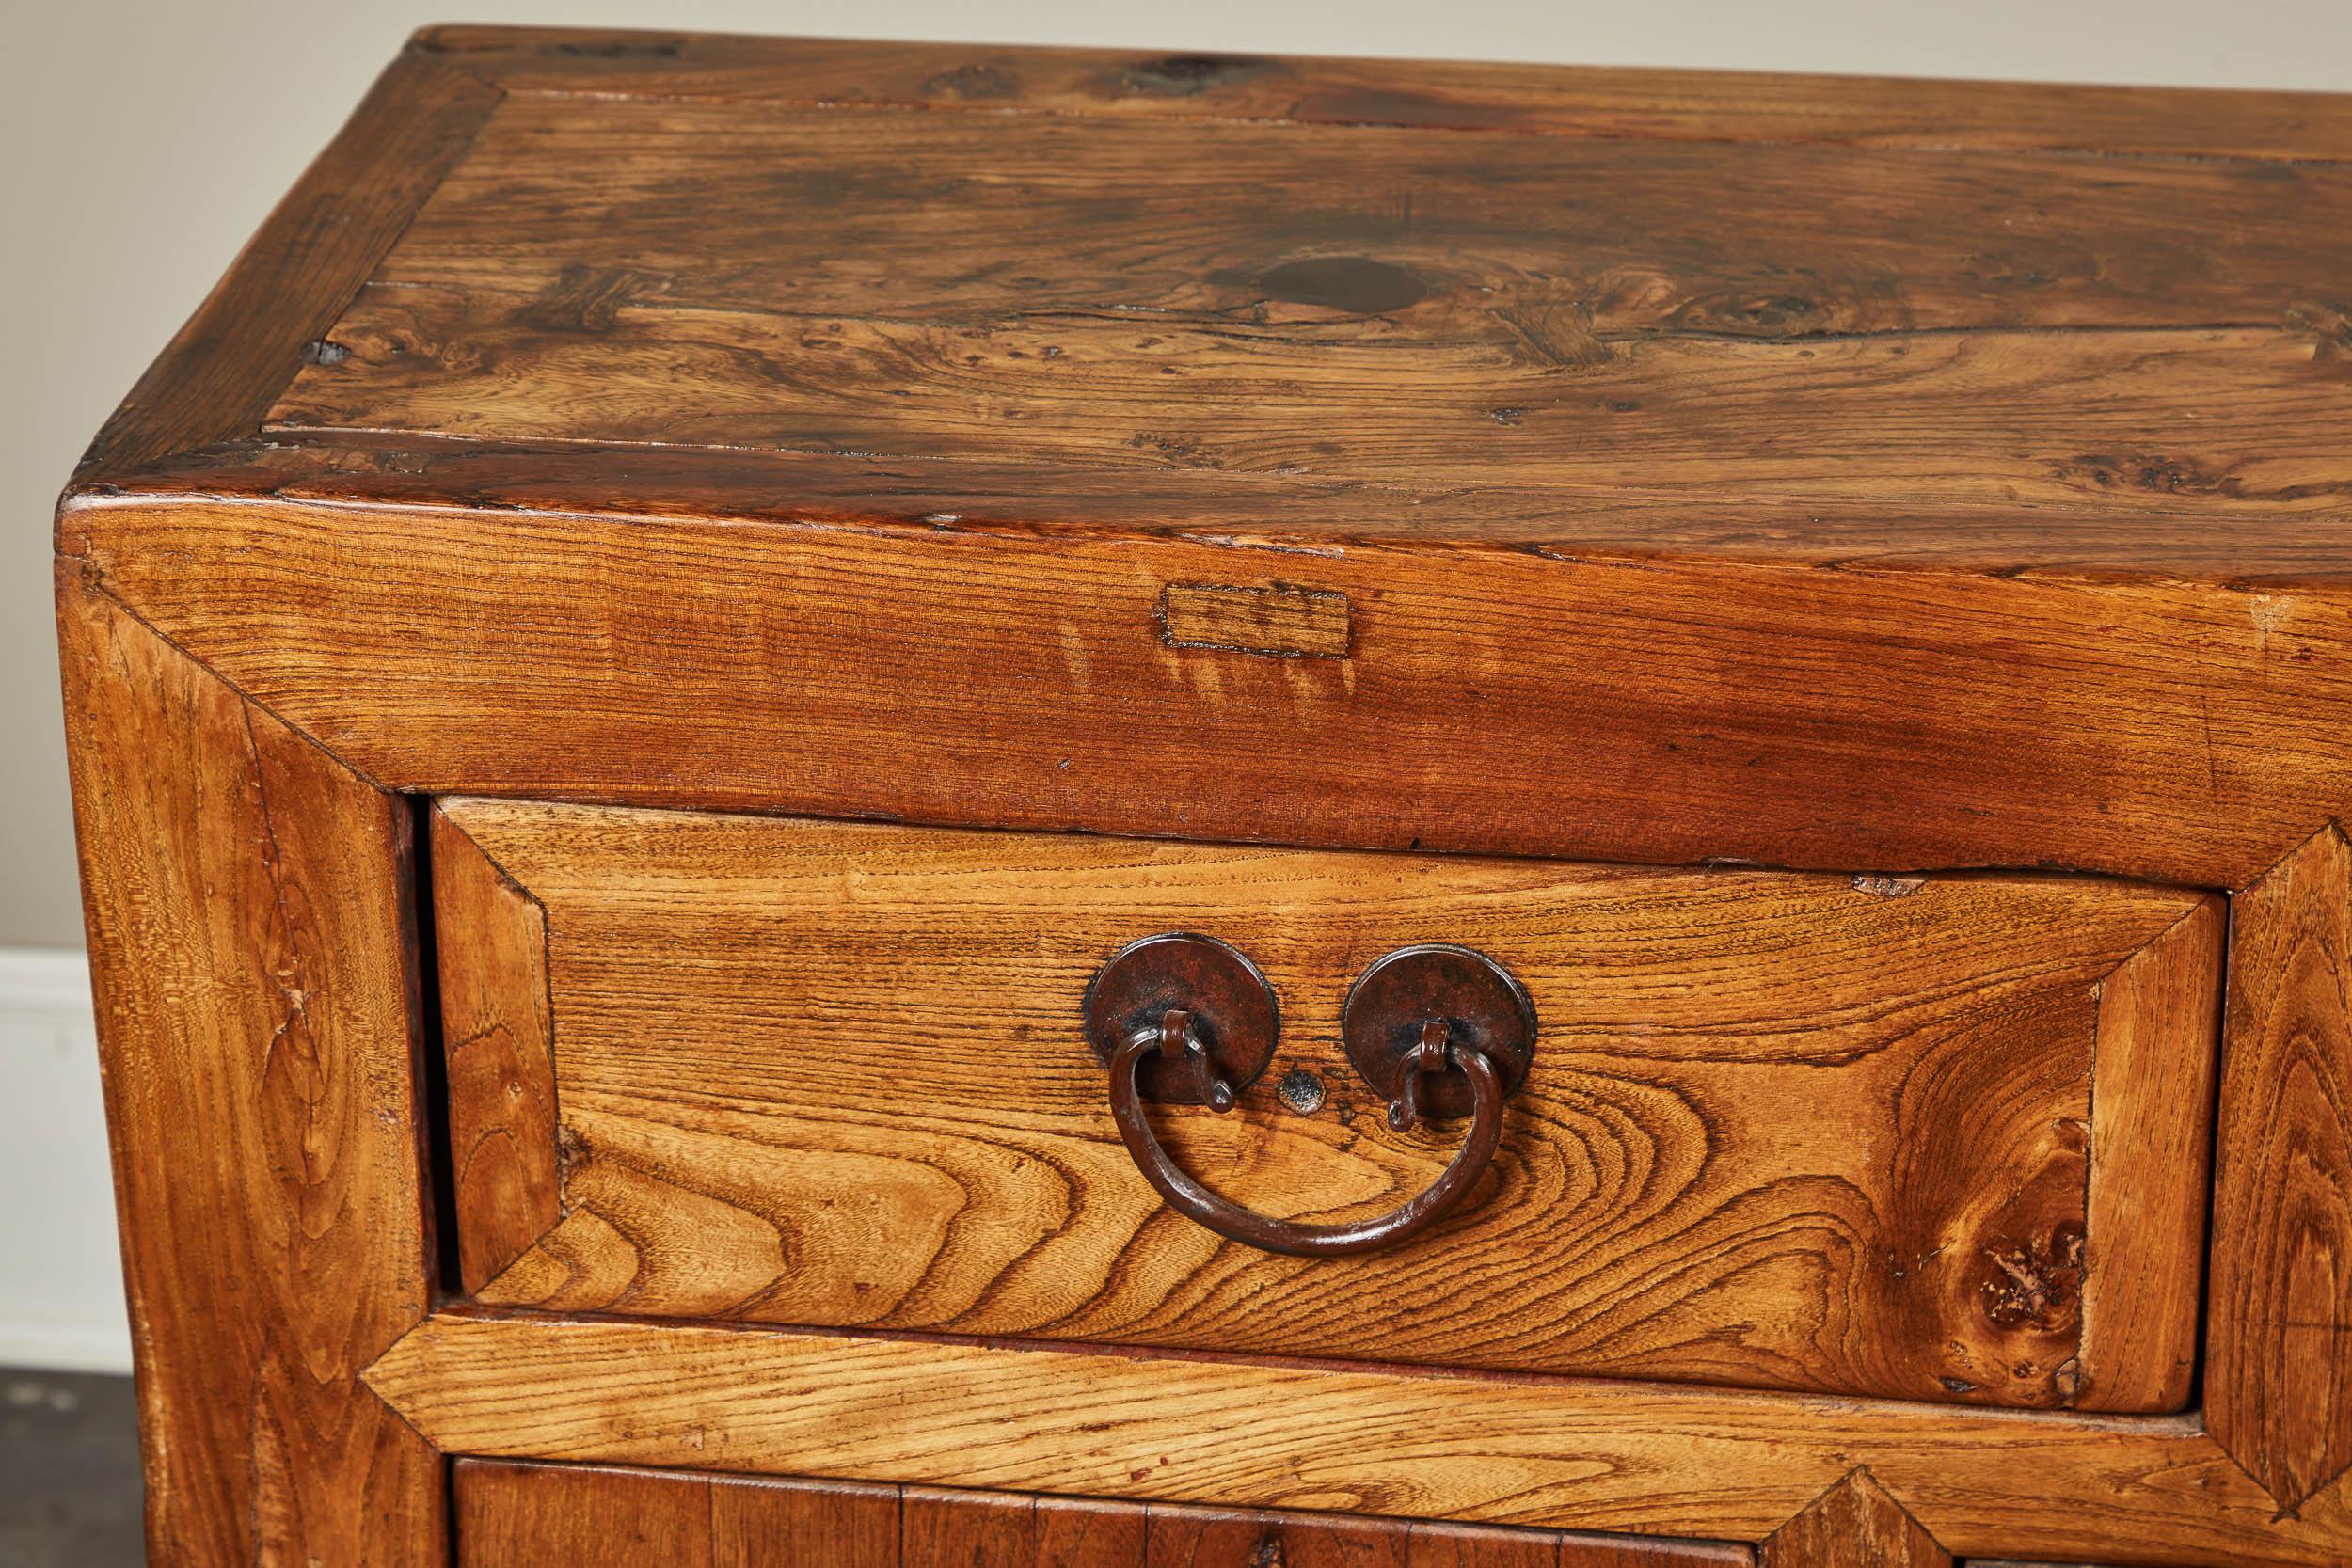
[
  {"left": 430, "top": 798, "right": 2221, "bottom": 1413},
  {"left": 453, "top": 1459, "right": 1751, "bottom": 1566}
]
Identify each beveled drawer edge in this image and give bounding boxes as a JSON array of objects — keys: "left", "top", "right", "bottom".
[
  {"left": 429, "top": 804, "right": 562, "bottom": 1294},
  {"left": 366, "top": 1307, "right": 2332, "bottom": 1566}
]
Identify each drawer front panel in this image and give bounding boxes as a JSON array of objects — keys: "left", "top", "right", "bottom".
[
  {"left": 432, "top": 799, "right": 2220, "bottom": 1411},
  {"left": 452, "top": 1459, "right": 1751, "bottom": 1566}
]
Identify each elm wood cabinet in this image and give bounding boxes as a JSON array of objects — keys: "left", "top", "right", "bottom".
[{"left": 52, "top": 23, "right": 2352, "bottom": 1568}]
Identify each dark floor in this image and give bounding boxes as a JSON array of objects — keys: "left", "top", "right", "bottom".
[{"left": 0, "top": 1367, "right": 144, "bottom": 1566}]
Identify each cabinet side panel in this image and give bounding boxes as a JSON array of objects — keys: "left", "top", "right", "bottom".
[{"left": 56, "top": 562, "right": 441, "bottom": 1567}]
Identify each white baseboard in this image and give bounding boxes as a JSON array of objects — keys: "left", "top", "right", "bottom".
[
  {"left": 0, "top": 947, "right": 98, "bottom": 1013},
  {"left": 0, "top": 1321, "right": 134, "bottom": 1376},
  {"left": 0, "top": 947, "right": 134, "bottom": 1375}
]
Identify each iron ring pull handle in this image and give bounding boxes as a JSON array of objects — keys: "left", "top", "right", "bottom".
[{"left": 1106, "top": 1009, "right": 1504, "bottom": 1258}]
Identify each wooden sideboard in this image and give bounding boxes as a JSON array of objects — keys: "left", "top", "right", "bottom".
[{"left": 56, "top": 24, "right": 2352, "bottom": 1567}]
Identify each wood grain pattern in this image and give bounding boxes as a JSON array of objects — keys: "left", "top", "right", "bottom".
[
  {"left": 1150, "top": 1507, "right": 1406, "bottom": 1566},
  {"left": 443, "top": 798, "right": 2215, "bottom": 1409},
  {"left": 87, "top": 431, "right": 2352, "bottom": 576},
  {"left": 247, "top": 63, "right": 2352, "bottom": 556},
  {"left": 56, "top": 40, "right": 2352, "bottom": 896},
  {"left": 453, "top": 1461, "right": 1717, "bottom": 1565},
  {"left": 78, "top": 50, "right": 496, "bottom": 479},
  {"left": 1552, "top": 1536, "right": 1747, "bottom": 1568},
  {"left": 432, "top": 805, "right": 560, "bottom": 1291},
  {"left": 1405, "top": 1522, "right": 1553, "bottom": 1568},
  {"left": 1161, "top": 582, "right": 1351, "bottom": 659},
  {"left": 1759, "top": 1471, "right": 1949, "bottom": 1568},
  {"left": 62, "top": 493, "right": 2352, "bottom": 893},
  {"left": 2208, "top": 825, "right": 2352, "bottom": 1513},
  {"left": 715, "top": 1474, "right": 900, "bottom": 1567},
  {"left": 458, "top": 1462, "right": 912, "bottom": 1567},
  {"left": 56, "top": 562, "right": 440, "bottom": 1566},
  {"left": 902, "top": 1487, "right": 1039, "bottom": 1568},
  {"left": 261, "top": 87, "right": 2352, "bottom": 510},
  {"left": 1034, "top": 1494, "right": 1151, "bottom": 1564},
  {"left": 900, "top": 1487, "right": 1155, "bottom": 1565},
  {"left": 415, "top": 25, "right": 2352, "bottom": 164},
  {"left": 369, "top": 1310, "right": 2352, "bottom": 1566},
  {"left": 287, "top": 87, "right": 2352, "bottom": 338},
  {"left": 54, "top": 28, "right": 2352, "bottom": 1561},
  {"left": 457, "top": 1460, "right": 710, "bottom": 1566},
  {"left": 275, "top": 287, "right": 2352, "bottom": 514},
  {"left": 2074, "top": 899, "right": 2226, "bottom": 1412},
  {"left": 71, "top": 29, "right": 2352, "bottom": 510}
]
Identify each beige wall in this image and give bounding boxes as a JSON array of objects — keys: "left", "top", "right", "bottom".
[{"left": 6, "top": 0, "right": 2349, "bottom": 948}]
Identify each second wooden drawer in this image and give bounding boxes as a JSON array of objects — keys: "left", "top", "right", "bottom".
[{"left": 430, "top": 799, "right": 2220, "bottom": 1413}]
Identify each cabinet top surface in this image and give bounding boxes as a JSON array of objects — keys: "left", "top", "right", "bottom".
[{"left": 68, "top": 25, "right": 2352, "bottom": 578}]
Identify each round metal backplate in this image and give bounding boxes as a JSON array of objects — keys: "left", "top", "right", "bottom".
[
  {"left": 1083, "top": 932, "right": 1279, "bottom": 1104},
  {"left": 1342, "top": 944, "right": 1537, "bottom": 1121}
]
